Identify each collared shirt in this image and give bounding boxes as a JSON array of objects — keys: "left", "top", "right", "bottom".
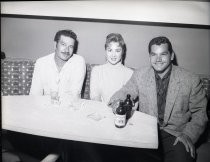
[
  {"left": 154, "top": 66, "right": 172, "bottom": 126},
  {"left": 30, "top": 53, "right": 86, "bottom": 98}
]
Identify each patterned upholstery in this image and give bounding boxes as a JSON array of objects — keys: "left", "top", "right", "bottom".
[
  {"left": 81, "top": 63, "right": 98, "bottom": 99},
  {"left": 1, "top": 59, "right": 97, "bottom": 98},
  {"left": 1, "top": 58, "right": 210, "bottom": 103},
  {"left": 201, "top": 76, "right": 210, "bottom": 100},
  {"left": 200, "top": 75, "right": 210, "bottom": 119},
  {"left": 1, "top": 59, "right": 35, "bottom": 95}
]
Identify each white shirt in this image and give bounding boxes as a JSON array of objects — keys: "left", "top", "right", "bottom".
[
  {"left": 90, "top": 63, "right": 133, "bottom": 104},
  {"left": 30, "top": 53, "right": 86, "bottom": 99}
]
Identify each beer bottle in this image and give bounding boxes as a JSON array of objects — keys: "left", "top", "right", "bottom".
[
  {"left": 115, "top": 101, "right": 126, "bottom": 128},
  {"left": 124, "top": 94, "right": 133, "bottom": 119}
]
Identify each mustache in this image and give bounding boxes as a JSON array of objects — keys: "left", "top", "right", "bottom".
[{"left": 61, "top": 52, "right": 70, "bottom": 55}]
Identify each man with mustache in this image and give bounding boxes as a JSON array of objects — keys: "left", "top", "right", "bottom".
[
  {"left": 30, "top": 29, "right": 86, "bottom": 102},
  {"left": 27, "top": 29, "right": 85, "bottom": 161},
  {"left": 109, "top": 36, "right": 208, "bottom": 162}
]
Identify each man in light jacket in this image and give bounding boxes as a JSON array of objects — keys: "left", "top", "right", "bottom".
[{"left": 109, "top": 36, "right": 208, "bottom": 162}]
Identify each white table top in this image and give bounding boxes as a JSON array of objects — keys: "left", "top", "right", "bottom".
[{"left": 2, "top": 96, "right": 158, "bottom": 149}]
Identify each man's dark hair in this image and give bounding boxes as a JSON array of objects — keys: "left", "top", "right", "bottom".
[
  {"left": 148, "top": 36, "right": 173, "bottom": 54},
  {"left": 54, "top": 30, "right": 77, "bottom": 43}
]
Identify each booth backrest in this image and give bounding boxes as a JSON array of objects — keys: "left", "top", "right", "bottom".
[
  {"left": 81, "top": 63, "right": 97, "bottom": 99},
  {"left": 1, "top": 59, "right": 35, "bottom": 95},
  {"left": 200, "top": 75, "right": 210, "bottom": 100},
  {"left": 1, "top": 58, "right": 210, "bottom": 101},
  {"left": 1, "top": 59, "right": 97, "bottom": 99}
]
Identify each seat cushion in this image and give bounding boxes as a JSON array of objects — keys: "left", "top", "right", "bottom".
[{"left": 81, "top": 63, "right": 98, "bottom": 99}]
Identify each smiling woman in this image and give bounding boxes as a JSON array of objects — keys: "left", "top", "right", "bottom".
[
  {"left": 90, "top": 33, "right": 133, "bottom": 104},
  {"left": 105, "top": 33, "right": 125, "bottom": 65}
]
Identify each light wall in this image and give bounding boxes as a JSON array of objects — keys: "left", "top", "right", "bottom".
[
  {"left": 1, "top": 1, "right": 210, "bottom": 25},
  {"left": 1, "top": 17, "right": 210, "bottom": 75}
]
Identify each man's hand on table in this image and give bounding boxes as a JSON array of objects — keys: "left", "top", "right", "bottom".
[{"left": 108, "top": 99, "right": 121, "bottom": 114}]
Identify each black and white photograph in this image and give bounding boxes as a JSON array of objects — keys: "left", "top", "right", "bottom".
[{"left": 1, "top": 1, "right": 210, "bottom": 162}]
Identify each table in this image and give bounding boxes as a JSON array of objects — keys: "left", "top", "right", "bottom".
[{"left": 2, "top": 96, "right": 158, "bottom": 149}]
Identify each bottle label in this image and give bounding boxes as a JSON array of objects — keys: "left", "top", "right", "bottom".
[{"left": 115, "top": 114, "right": 126, "bottom": 127}]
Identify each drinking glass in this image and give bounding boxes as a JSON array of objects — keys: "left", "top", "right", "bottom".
[{"left": 50, "top": 91, "right": 60, "bottom": 105}]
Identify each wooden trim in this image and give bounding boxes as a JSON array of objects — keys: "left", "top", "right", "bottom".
[{"left": 2, "top": 14, "right": 210, "bottom": 29}]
